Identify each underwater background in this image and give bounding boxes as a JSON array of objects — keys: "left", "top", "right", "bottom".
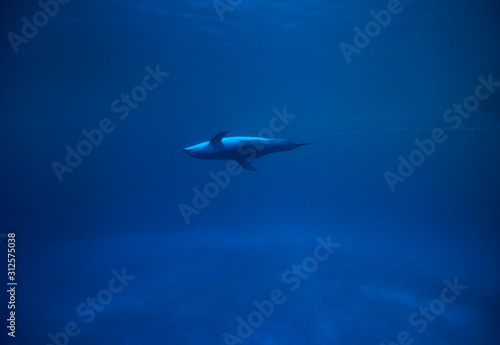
[{"left": 1, "top": 0, "right": 500, "bottom": 344}]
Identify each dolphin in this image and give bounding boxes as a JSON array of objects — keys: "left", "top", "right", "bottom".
[{"left": 183, "top": 131, "right": 312, "bottom": 171}]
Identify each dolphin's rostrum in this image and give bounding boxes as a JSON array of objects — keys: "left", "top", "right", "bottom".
[{"left": 183, "top": 131, "right": 312, "bottom": 171}]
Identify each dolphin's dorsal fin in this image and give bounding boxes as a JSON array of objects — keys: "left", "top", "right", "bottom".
[{"left": 210, "top": 131, "right": 230, "bottom": 144}]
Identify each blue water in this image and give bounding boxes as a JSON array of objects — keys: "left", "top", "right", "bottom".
[{"left": 1, "top": 0, "right": 500, "bottom": 344}]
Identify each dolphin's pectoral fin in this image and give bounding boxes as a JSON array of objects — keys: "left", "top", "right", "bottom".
[
  {"left": 210, "top": 131, "right": 230, "bottom": 144},
  {"left": 237, "top": 159, "right": 257, "bottom": 171}
]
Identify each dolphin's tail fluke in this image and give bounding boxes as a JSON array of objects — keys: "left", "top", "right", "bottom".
[{"left": 295, "top": 142, "right": 313, "bottom": 147}]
